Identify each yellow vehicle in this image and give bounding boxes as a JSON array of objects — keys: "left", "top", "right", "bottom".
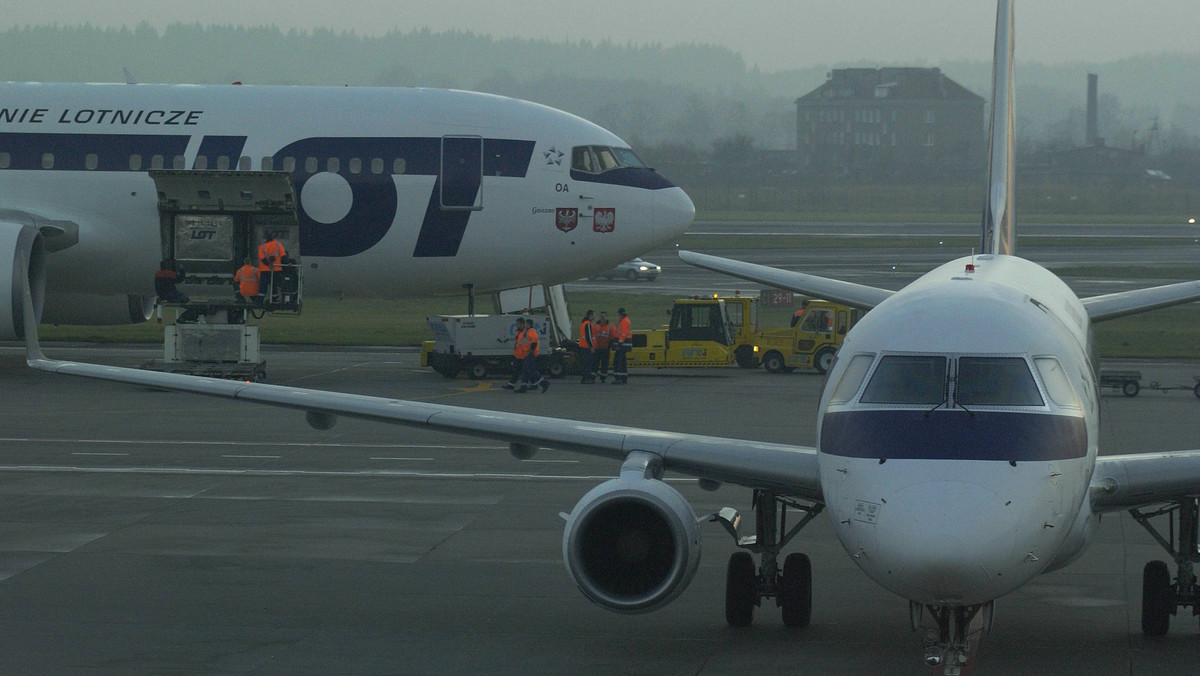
[
  {"left": 626, "top": 295, "right": 761, "bottom": 369},
  {"left": 756, "top": 299, "right": 862, "bottom": 374}
]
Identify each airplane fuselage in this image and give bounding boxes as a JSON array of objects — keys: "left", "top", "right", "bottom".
[
  {"left": 816, "top": 254, "right": 1100, "bottom": 605},
  {"left": 0, "top": 83, "right": 694, "bottom": 303}
]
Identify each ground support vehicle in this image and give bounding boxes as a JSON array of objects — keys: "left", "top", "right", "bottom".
[
  {"left": 1100, "top": 369, "right": 1200, "bottom": 398},
  {"left": 617, "top": 295, "right": 760, "bottom": 369},
  {"left": 425, "top": 313, "right": 567, "bottom": 379},
  {"left": 755, "top": 300, "right": 861, "bottom": 374}
]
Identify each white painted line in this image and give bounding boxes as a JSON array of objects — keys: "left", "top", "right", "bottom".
[
  {"left": 221, "top": 455, "right": 281, "bottom": 459},
  {"left": 370, "top": 457, "right": 435, "bottom": 462},
  {"left": 0, "top": 464, "right": 689, "bottom": 483},
  {"left": 0, "top": 438, "right": 504, "bottom": 450},
  {"left": 70, "top": 452, "right": 129, "bottom": 457}
]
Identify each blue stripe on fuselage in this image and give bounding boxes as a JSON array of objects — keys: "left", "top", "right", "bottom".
[
  {"left": 194, "top": 136, "right": 247, "bottom": 169},
  {"left": 820, "top": 409, "right": 1087, "bottom": 461},
  {"left": 0, "top": 132, "right": 189, "bottom": 170}
]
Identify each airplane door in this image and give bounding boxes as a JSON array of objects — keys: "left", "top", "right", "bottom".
[{"left": 440, "top": 136, "right": 483, "bottom": 210}]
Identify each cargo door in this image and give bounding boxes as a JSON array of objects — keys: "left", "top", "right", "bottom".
[{"left": 440, "top": 135, "right": 483, "bottom": 210}]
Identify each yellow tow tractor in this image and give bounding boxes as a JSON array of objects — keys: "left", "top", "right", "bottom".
[
  {"left": 625, "top": 294, "right": 761, "bottom": 369},
  {"left": 755, "top": 299, "right": 863, "bottom": 374}
]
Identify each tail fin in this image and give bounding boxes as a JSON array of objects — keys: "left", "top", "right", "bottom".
[{"left": 981, "top": 0, "right": 1016, "bottom": 255}]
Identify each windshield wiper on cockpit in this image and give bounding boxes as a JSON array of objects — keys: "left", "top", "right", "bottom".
[{"left": 924, "top": 394, "right": 948, "bottom": 418}]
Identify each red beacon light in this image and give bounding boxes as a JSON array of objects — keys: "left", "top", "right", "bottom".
[{"left": 965, "top": 262, "right": 976, "bottom": 273}]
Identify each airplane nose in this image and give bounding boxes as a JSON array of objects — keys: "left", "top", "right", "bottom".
[
  {"left": 654, "top": 187, "right": 695, "bottom": 240},
  {"left": 870, "top": 481, "right": 1021, "bottom": 605}
]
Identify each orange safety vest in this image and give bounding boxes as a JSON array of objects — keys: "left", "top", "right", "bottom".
[
  {"left": 578, "top": 319, "right": 594, "bottom": 349},
  {"left": 616, "top": 315, "right": 632, "bottom": 341},
  {"left": 594, "top": 321, "right": 613, "bottom": 349},
  {"left": 514, "top": 326, "right": 536, "bottom": 360},
  {"left": 525, "top": 327, "right": 539, "bottom": 358},
  {"left": 235, "top": 264, "right": 260, "bottom": 297},
  {"left": 258, "top": 239, "right": 286, "bottom": 272}
]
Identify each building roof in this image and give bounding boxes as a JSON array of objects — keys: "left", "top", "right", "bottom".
[{"left": 797, "top": 67, "right": 983, "bottom": 104}]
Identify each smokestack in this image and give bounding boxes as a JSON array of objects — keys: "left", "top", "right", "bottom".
[{"left": 1086, "top": 73, "right": 1100, "bottom": 147}]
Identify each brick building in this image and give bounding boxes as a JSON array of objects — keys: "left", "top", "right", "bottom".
[{"left": 796, "top": 67, "right": 985, "bottom": 181}]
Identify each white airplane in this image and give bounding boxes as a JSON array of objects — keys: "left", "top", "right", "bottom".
[
  {"left": 0, "top": 82, "right": 695, "bottom": 336},
  {"left": 19, "top": 1, "right": 1200, "bottom": 671}
]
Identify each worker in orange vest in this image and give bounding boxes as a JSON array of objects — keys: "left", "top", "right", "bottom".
[
  {"left": 611, "top": 307, "right": 632, "bottom": 384},
  {"left": 578, "top": 309, "right": 596, "bottom": 384},
  {"left": 593, "top": 311, "right": 614, "bottom": 383},
  {"left": 234, "top": 256, "right": 261, "bottom": 303},
  {"left": 257, "top": 234, "right": 287, "bottom": 303},
  {"left": 517, "top": 319, "right": 549, "bottom": 393},
  {"left": 504, "top": 317, "right": 529, "bottom": 390}
]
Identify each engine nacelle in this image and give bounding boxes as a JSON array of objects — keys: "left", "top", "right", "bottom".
[
  {"left": 562, "top": 476, "right": 701, "bottom": 613},
  {"left": 0, "top": 221, "right": 46, "bottom": 340},
  {"left": 42, "top": 293, "right": 154, "bottom": 326}
]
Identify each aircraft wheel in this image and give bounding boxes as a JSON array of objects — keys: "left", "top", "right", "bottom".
[
  {"left": 814, "top": 347, "right": 836, "bottom": 374},
  {"left": 467, "top": 361, "right": 489, "bottom": 380},
  {"left": 762, "top": 351, "right": 786, "bottom": 374},
  {"left": 546, "top": 357, "right": 566, "bottom": 379},
  {"left": 1142, "top": 559, "right": 1172, "bottom": 636},
  {"left": 734, "top": 346, "right": 758, "bottom": 369},
  {"left": 1123, "top": 380, "right": 1140, "bottom": 397},
  {"left": 626, "top": 269, "right": 639, "bottom": 281},
  {"left": 779, "top": 552, "right": 812, "bottom": 628},
  {"left": 725, "top": 552, "right": 757, "bottom": 627}
]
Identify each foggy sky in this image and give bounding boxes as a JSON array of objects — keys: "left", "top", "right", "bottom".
[{"left": 7, "top": 1, "right": 1200, "bottom": 72}]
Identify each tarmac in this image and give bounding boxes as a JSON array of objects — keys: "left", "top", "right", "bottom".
[{"left": 2, "top": 345, "right": 1200, "bottom": 675}]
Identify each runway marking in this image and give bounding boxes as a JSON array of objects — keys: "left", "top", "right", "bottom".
[
  {"left": 222, "top": 454, "right": 281, "bottom": 459},
  {"left": 0, "top": 464, "right": 692, "bottom": 483},
  {"left": 0, "top": 437, "right": 504, "bottom": 450},
  {"left": 521, "top": 459, "right": 580, "bottom": 464},
  {"left": 71, "top": 452, "right": 129, "bottom": 457},
  {"left": 370, "top": 456, "right": 435, "bottom": 461}
]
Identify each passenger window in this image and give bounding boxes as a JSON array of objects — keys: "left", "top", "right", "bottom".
[
  {"left": 239, "top": 156, "right": 251, "bottom": 171},
  {"left": 371, "top": 158, "right": 384, "bottom": 174},
  {"left": 129, "top": 154, "right": 142, "bottom": 171},
  {"left": 305, "top": 157, "right": 318, "bottom": 173},
  {"left": 326, "top": 157, "right": 339, "bottom": 173},
  {"left": 348, "top": 158, "right": 362, "bottom": 174},
  {"left": 151, "top": 155, "right": 164, "bottom": 169},
  {"left": 172, "top": 155, "right": 186, "bottom": 169},
  {"left": 41, "top": 153, "right": 54, "bottom": 169},
  {"left": 281, "top": 157, "right": 296, "bottom": 172},
  {"left": 0, "top": 152, "right": 8, "bottom": 169},
  {"left": 861, "top": 355, "right": 946, "bottom": 405},
  {"left": 1035, "top": 357, "right": 1081, "bottom": 409},
  {"left": 195, "top": 155, "right": 209, "bottom": 170},
  {"left": 571, "top": 146, "right": 595, "bottom": 173},
  {"left": 830, "top": 354, "right": 876, "bottom": 405},
  {"left": 216, "top": 156, "right": 231, "bottom": 170},
  {"left": 261, "top": 156, "right": 274, "bottom": 171},
  {"left": 392, "top": 158, "right": 406, "bottom": 175},
  {"left": 85, "top": 154, "right": 98, "bottom": 170},
  {"left": 956, "top": 357, "right": 1044, "bottom": 407}
]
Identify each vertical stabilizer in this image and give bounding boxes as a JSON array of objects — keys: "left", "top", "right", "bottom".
[{"left": 981, "top": 0, "right": 1016, "bottom": 255}]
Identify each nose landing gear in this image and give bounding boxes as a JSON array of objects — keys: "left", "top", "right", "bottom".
[
  {"left": 710, "top": 489, "right": 823, "bottom": 628},
  {"left": 910, "top": 601, "right": 992, "bottom": 675}
]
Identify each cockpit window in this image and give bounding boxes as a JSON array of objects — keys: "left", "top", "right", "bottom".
[
  {"left": 956, "top": 357, "right": 1044, "bottom": 407},
  {"left": 860, "top": 355, "right": 947, "bottom": 405},
  {"left": 1034, "top": 357, "right": 1081, "bottom": 409},
  {"left": 829, "top": 354, "right": 875, "bottom": 405},
  {"left": 571, "top": 145, "right": 645, "bottom": 174}
]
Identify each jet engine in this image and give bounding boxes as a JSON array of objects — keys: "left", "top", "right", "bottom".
[
  {"left": 42, "top": 294, "right": 155, "bottom": 326},
  {"left": 562, "top": 475, "right": 701, "bottom": 613},
  {"left": 0, "top": 221, "right": 46, "bottom": 340}
]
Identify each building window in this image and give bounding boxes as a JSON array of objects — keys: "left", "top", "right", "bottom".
[
  {"left": 925, "top": 109, "right": 935, "bottom": 124},
  {"left": 924, "top": 132, "right": 935, "bottom": 146}
]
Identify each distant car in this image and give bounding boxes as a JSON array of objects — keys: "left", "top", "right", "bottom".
[{"left": 596, "top": 258, "right": 661, "bottom": 282}]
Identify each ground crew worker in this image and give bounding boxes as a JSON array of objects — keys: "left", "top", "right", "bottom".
[
  {"left": 154, "top": 260, "right": 189, "bottom": 304},
  {"left": 593, "top": 311, "right": 614, "bottom": 383},
  {"left": 257, "top": 234, "right": 287, "bottom": 303},
  {"left": 578, "top": 309, "right": 596, "bottom": 384},
  {"left": 234, "top": 257, "right": 261, "bottom": 303},
  {"left": 503, "top": 318, "right": 527, "bottom": 390},
  {"left": 518, "top": 319, "right": 549, "bottom": 393},
  {"left": 611, "top": 307, "right": 632, "bottom": 384}
]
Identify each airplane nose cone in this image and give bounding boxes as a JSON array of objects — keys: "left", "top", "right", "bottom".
[
  {"left": 870, "top": 481, "right": 1020, "bottom": 604},
  {"left": 654, "top": 187, "right": 695, "bottom": 239}
]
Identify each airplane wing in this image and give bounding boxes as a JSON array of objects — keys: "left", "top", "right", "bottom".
[
  {"left": 1090, "top": 451, "right": 1200, "bottom": 512},
  {"left": 678, "top": 250, "right": 893, "bottom": 310},
  {"left": 1082, "top": 280, "right": 1200, "bottom": 322},
  {"left": 20, "top": 286, "right": 822, "bottom": 501}
]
